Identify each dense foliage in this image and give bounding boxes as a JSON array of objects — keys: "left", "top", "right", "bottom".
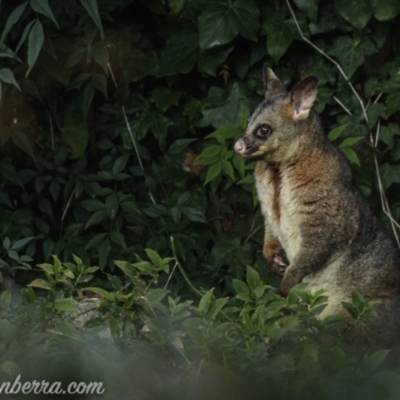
[{"left": 0, "top": 0, "right": 400, "bottom": 398}]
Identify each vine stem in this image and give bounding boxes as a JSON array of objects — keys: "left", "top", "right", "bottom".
[
  {"left": 285, "top": 0, "right": 368, "bottom": 123},
  {"left": 170, "top": 236, "right": 202, "bottom": 297},
  {"left": 371, "top": 122, "right": 400, "bottom": 248},
  {"left": 107, "top": 62, "right": 156, "bottom": 205}
]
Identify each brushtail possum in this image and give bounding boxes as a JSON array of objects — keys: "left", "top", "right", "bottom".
[{"left": 234, "top": 65, "right": 400, "bottom": 348}]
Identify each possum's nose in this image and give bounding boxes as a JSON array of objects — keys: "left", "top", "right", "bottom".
[{"left": 234, "top": 138, "right": 246, "bottom": 154}]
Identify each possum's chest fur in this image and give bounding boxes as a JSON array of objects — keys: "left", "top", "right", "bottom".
[
  {"left": 255, "top": 162, "right": 347, "bottom": 314},
  {"left": 255, "top": 164, "right": 303, "bottom": 261}
]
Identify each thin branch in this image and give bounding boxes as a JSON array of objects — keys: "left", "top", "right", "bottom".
[
  {"left": 107, "top": 62, "right": 156, "bottom": 204},
  {"left": 164, "top": 261, "right": 178, "bottom": 290},
  {"left": 48, "top": 114, "right": 54, "bottom": 151},
  {"left": 373, "top": 92, "right": 383, "bottom": 104},
  {"left": 62, "top": 187, "right": 76, "bottom": 221},
  {"left": 372, "top": 121, "right": 400, "bottom": 248},
  {"left": 286, "top": 0, "right": 368, "bottom": 123},
  {"left": 333, "top": 96, "right": 352, "bottom": 116},
  {"left": 170, "top": 236, "right": 202, "bottom": 297}
]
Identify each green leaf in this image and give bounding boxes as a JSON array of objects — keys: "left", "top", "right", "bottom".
[
  {"left": 341, "top": 301, "right": 359, "bottom": 319},
  {"left": 181, "top": 207, "right": 207, "bottom": 223},
  {"left": 80, "top": 0, "right": 104, "bottom": 39},
  {"left": 0, "top": 1, "right": 28, "bottom": 46},
  {"left": 107, "top": 314, "right": 121, "bottom": 340},
  {"left": 92, "top": 73, "right": 108, "bottom": 98},
  {"left": 334, "top": 0, "right": 371, "bottom": 29},
  {"left": 0, "top": 68, "right": 21, "bottom": 91},
  {"left": 379, "top": 163, "right": 400, "bottom": 189},
  {"left": 98, "top": 238, "right": 111, "bottom": 269},
  {"left": 322, "top": 315, "right": 347, "bottom": 332},
  {"left": 365, "top": 350, "right": 390, "bottom": 372},
  {"left": 145, "top": 248, "right": 162, "bottom": 266},
  {"left": 26, "top": 19, "right": 44, "bottom": 78},
  {"left": 246, "top": 266, "right": 262, "bottom": 292},
  {"left": 105, "top": 193, "right": 118, "bottom": 219},
  {"left": 262, "top": 14, "right": 299, "bottom": 62},
  {"left": 328, "top": 124, "right": 347, "bottom": 141},
  {"left": 12, "top": 131, "right": 36, "bottom": 161},
  {"left": 10, "top": 236, "right": 34, "bottom": 251},
  {"left": 292, "top": 0, "right": 319, "bottom": 21},
  {"left": 199, "top": 83, "right": 255, "bottom": 128},
  {"left": 206, "top": 126, "right": 242, "bottom": 144},
  {"left": 221, "top": 159, "right": 235, "bottom": 181},
  {"left": 132, "top": 261, "right": 157, "bottom": 275},
  {"left": 158, "top": 31, "right": 199, "bottom": 76},
  {"left": 212, "top": 235, "right": 254, "bottom": 271},
  {"left": 168, "top": 138, "right": 197, "bottom": 155},
  {"left": 81, "top": 82, "right": 94, "bottom": 117},
  {"left": 339, "top": 136, "right": 363, "bottom": 148},
  {"left": 340, "top": 147, "right": 360, "bottom": 166},
  {"left": 28, "top": 278, "right": 52, "bottom": 290},
  {"left": 110, "top": 231, "right": 126, "bottom": 248},
  {"left": 0, "top": 291, "right": 11, "bottom": 312},
  {"left": 3, "top": 238, "right": 10, "bottom": 250},
  {"left": 80, "top": 199, "right": 105, "bottom": 212},
  {"left": 114, "top": 260, "right": 137, "bottom": 279},
  {"left": 369, "top": 0, "right": 400, "bottom": 21},
  {"left": 199, "top": 0, "right": 260, "bottom": 50},
  {"left": 61, "top": 107, "right": 89, "bottom": 158},
  {"left": 30, "top": 0, "right": 59, "bottom": 28},
  {"left": 232, "top": 279, "right": 250, "bottom": 295},
  {"left": 150, "top": 87, "right": 182, "bottom": 112},
  {"left": 83, "top": 287, "right": 115, "bottom": 301},
  {"left": 112, "top": 154, "right": 130, "bottom": 176},
  {"left": 147, "top": 289, "right": 170, "bottom": 304},
  {"left": 131, "top": 111, "right": 172, "bottom": 144},
  {"left": 351, "top": 291, "right": 365, "bottom": 311},
  {"left": 198, "top": 44, "right": 234, "bottom": 76},
  {"left": 197, "top": 144, "right": 224, "bottom": 160},
  {"left": 16, "top": 20, "right": 35, "bottom": 54},
  {"left": 199, "top": 288, "right": 214, "bottom": 314},
  {"left": 207, "top": 298, "right": 228, "bottom": 320},
  {"left": 232, "top": 154, "right": 245, "bottom": 178},
  {"left": 204, "top": 161, "right": 222, "bottom": 185},
  {"left": 386, "top": 91, "right": 400, "bottom": 117},
  {"left": 328, "top": 36, "right": 376, "bottom": 78},
  {"left": 84, "top": 210, "right": 108, "bottom": 230},
  {"left": 52, "top": 298, "right": 78, "bottom": 313}
]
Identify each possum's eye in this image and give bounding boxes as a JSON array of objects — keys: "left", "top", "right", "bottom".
[{"left": 255, "top": 124, "right": 272, "bottom": 138}]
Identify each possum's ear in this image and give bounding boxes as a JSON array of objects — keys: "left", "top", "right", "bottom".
[
  {"left": 263, "top": 64, "right": 286, "bottom": 98},
  {"left": 290, "top": 76, "right": 318, "bottom": 120}
]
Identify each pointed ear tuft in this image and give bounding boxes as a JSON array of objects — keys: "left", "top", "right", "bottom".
[
  {"left": 290, "top": 76, "right": 318, "bottom": 120},
  {"left": 263, "top": 64, "right": 287, "bottom": 98}
]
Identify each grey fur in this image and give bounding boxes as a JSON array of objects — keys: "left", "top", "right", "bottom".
[{"left": 234, "top": 66, "right": 400, "bottom": 351}]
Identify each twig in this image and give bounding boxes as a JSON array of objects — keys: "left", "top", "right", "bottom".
[
  {"left": 286, "top": 0, "right": 368, "bottom": 123},
  {"left": 172, "top": 342, "right": 191, "bottom": 365},
  {"left": 107, "top": 62, "right": 156, "bottom": 205},
  {"left": 195, "top": 359, "right": 204, "bottom": 382},
  {"left": 170, "top": 236, "right": 202, "bottom": 297},
  {"left": 48, "top": 114, "right": 54, "bottom": 151},
  {"left": 371, "top": 121, "right": 400, "bottom": 248},
  {"left": 333, "top": 96, "right": 352, "bottom": 116},
  {"left": 373, "top": 92, "right": 383, "bottom": 104},
  {"left": 164, "top": 261, "right": 178, "bottom": 290},
  {"left": 62, "top": 187, "right": 76, "bottom": 221}
]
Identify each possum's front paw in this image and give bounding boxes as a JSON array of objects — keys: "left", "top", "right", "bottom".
[
  {"left": 279, "top": 269, "right": 297, "bottom": 296},
  {"left": 271, "top": 254, "right": 287, "bottom": 276}
]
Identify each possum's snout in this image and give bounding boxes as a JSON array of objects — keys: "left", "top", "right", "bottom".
[{"left": 234, "top": 138, "right": 246, "bottom": 155}]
